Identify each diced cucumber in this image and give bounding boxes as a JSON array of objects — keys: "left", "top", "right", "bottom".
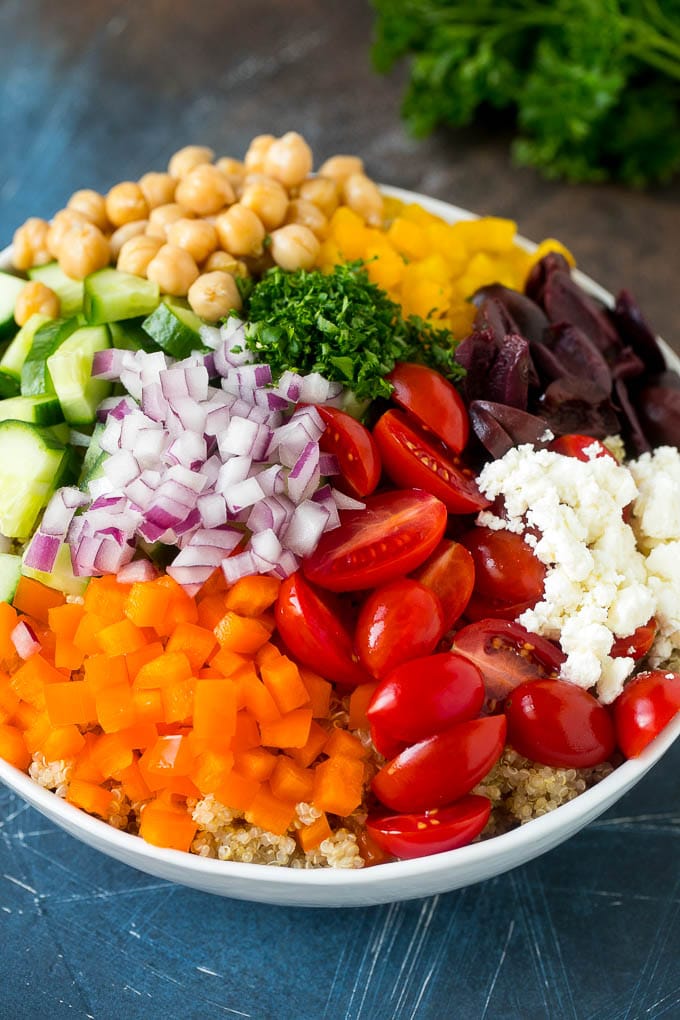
[
  {"left": 46, "top": 324, "right": 111, "bottom": 425},
  {"left": 79, "top": 421, "right": 106, "bottom": 486},
  {"left": 142, "top": 299, "right": 206, "bottom": 358},
  {"left": 0, "top": 271, "right": 26, "bottom": 341},
  {"left": 84, "top": 267, "right": 160, "bottom": 325},
  {"left": 0, "top": 553, "right": 22, "bottom": 602},
  {"left": 0, "top": 393, "right": 63, "bottom": 425},
  {"left": 0, "top": 420, "right": 71, "bottom": 538},
  {"left": 22, "top": 542, "right": 89, "bottom": 598},
  {"left": 0, "top": 371, "right": 20, "bottom": 399},
  {"left": 109, "top": 319, "right": 162, "bottom": 353},
  {"left": 21, "top": 317, "right": 79, "bottom": 396},
  {"left": 0, "top": 313, "right": 52, "bottom": 379},
  {"left": 48, "top": 422, "right": 72, "bottom": 444},
  {"left": 28, "top": 261, "right": 84, "bottom": 318}
]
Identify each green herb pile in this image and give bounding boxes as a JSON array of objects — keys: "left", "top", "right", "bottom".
[
  {"left": 238, "top": 262, "right": 464, "bottom": 401},
  {"left": 371, "top": 0, "right": 680, "bottom": 187}
]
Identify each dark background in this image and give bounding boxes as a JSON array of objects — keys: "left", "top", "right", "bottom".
[{"left": 1, "top": 2, "right": 679, "bottom": 1018}]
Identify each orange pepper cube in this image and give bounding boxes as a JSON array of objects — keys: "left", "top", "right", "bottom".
[
  {"left": 0, "top": 601, "right": 18, "bottom": 660},
  {"left": 214, "top": 611, "right": 271, "bottom": 654},
  {"left": 124, "top": 580, "right": 173, "bottom": 628},
  {"left": 115, "top": 758, "right": 152, "bottom": 803},
  {"left": 84, "top": 576, "right": 130, "bottom": 622},
  {"left": 134, "top": 651, "right": 192, "bottom": 690},
  {"left": 323, "top": 727, "right": 369, "bottom": 760},
  {"left": 192, "top": 678, "right": 237, "bottom": 746},
  {"left": 83, "top": 653, "right": 128, "bottom": 694},
  {"left": 245, "top": 786, "right": 296, "bottom": 836},
  {"left": 223, "top": 575, "right": 281, "bottom": 616},
  {"left": 166, "top": 622, "right": 217, "bottom": 672},
  {"left": 98, "top": 618, "right": 149, "bottom": 656},
  {"left": 313, "top": 755, "right": 365, "bottom": 816},
  {"left": 139, "top": 798, "right": 197, "bottom": 852},
  {"left": 96, "top": 682, "right": 135, "bottom": 733},
  {"left": 73, "top": 613, "right": 108, "bottom": 655},
  {"left": 297, "top": 813, "right": 332, "bottom": 853},
  {"left": 240, "top": 673, "right": 281, "bottom": 725},
  {"left": 54, "top": 637, "right": 84, "bottom": 672},
  {"left": 234, "top": 747, "right": 277, "bottom": 783},
  {"left": 299, "top": 669, "right": 332, "bottom": 719},
  {"left": 231, "top": 710, "right": 261, "bottom": 752},
  {"left": 286, "top": 720, "right": 328, "bottom": 768},
  {"left": 161, "top": 677, "right": 196, "bottom": 725},
  {"left": 126, "top": 640, "right": 164, "bottom": 680},
  {"left": 0, "top": 723, "right": 31, "bottom": 770},
  {"left": 215, "top": 770, "right": 260, "bottom": 813},
  {"left": 260, "top": 656, "right": 310, "bottom": 715},
  {"left": 48, "top": 603, "right": 85, "bottom": 641},
  {"left": 44, "top": 681, "right": 97, "bottom": 728},
  {"left": 131, "top": 688, "right": 165, "bottom": 726},
  {"left": 348, "top": 682, "right": 378, "bottom": 730},
  {"left": 11, "top": 654, "right": 65, "bottom": 710},
  {"left": 270, "top": 756, "right": 315, "bottom": 803},
  {"left": 90, "top": 732, "right": 135, "bottom": 779},
  {"left": 41, "top": 724, "right": 86, "bottom": 762},
  {"left": 67, "top": 779, "right": 114, "bottom": 819},
  {"left": 13, "top": 576, "right": 64, "bottom": 624},
  {"left": 190, "top": 749, "right": 235, "bottom": 795},
  {"left": 139, "top": 734, "right": 196, "bottom": 787},
  {"left": 260, "top": 707, "right": 312, "bottom": 749}
]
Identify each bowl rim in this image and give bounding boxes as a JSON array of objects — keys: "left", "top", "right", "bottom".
[{"left": 1, "top": 184, "right": 679, "bottom": 892}]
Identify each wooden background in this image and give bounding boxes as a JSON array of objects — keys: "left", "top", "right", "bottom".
[{"left": 1, "top": 2, "right": 679, "bottom": 1018}]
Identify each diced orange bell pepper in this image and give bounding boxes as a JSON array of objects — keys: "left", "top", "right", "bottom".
[
  {"left": 139, "top": 798, "right": 197, "bottom": 852},
  {"left": 190, "top": 749, "right": 235, "bottom": 795},
  {"left": 98, "top": 618, "right": 148, "bottom": 656},
  {"left": 131, "top": 688, "right": 165, "bottom": 726},
  {"left": 260, "top": 655, "right": 310, "bottom": 715},
  {"left": 0, "top": 601, "right": 19, "bottom": 661},
  {"left": 223, "top": 575, "right": 281, "bottom": 616},
  {"left": 0, "top": 723, "right": 31, "bottom": 770},
  {"left": 90, "top": 731, "right": 135, "bottom": 778},
  {"left": 134, "top": 650, "right": 192, "bottom": 690},
  {"left": 13, "top": 576, "right": 65, "bottom": 624},
  {"left": 54, "top": 636, "right": 84, "bottom": 672},
  {"left": 0, "top": 673, "right": 20, "bottom": 724},
  {"left": 124, "top": 580, "right": 173, "bottom": 628},
  {"left": 10, "top": 654, "right": 65, "bottom": 709},
  {"left": 151, "top": 576, "right": 199, "bottom": 636},
  {"left": 73, "top": 612, "right": 108, "bottom": 655},
  {"left": 114, "top": 757, "right": 152, "bottom": 803},
  {"left": 41, "top": 724, "right": 86, "bottom": 762},
  {"left": 44, "top": 681, "right": 97, "bottom": 728},
  {"left": 96, "top": 682, "right": 135, "bottom": 733},
  {"left": 47, "top": 602, "right": 85, "bottom": 640},
  {"left": 22, "top": 711, "right": 52, "bottom": 755},
  {"left": 234, "top": 746, "right": 277, "bottom": 783},
  {"left": 323, "top": 727, "right": 369, "bottom": 760},
  {"left": 161, "top": 677, "right": 196, "bottom": 725},
  {"left": 286, "top": 720, "right": 328, "bottom": 768},
  {"left": 269, "top": 756, "right": 315, "bottom": 803},
  {"left": 214, "top": 769, "right": 260, "bottom": 812},
  {"left": 196, "top": 593, "right": 229, "bottom": 630},
  {"left": 245, "top": 786, "right": 296, "bottom": 836},
  {"left": 348, "top": 682, "right": 378, "bottom": 731},
  {"left": 125, "top": 640, "right": 165, "bottom": 679},
  {"left": 214, "top": 611, "right": 271, "bottom": 654},
  {"left": 297, "top": 813, "right": 332, "bottom": 853},
  {"left": 192, "top": 678, "right": 237, "bottom": 746},
  {"left": 231, "top": 710, "right": 261, "bottom": 752},
  {"left": 84, "top": 576, "right": 130, "bottom": 623},
  {"left": 260, "top": 707, "right": 312, "bottom": 749},
  {"left": 67, "top": 779, "right": 114, "bottom": 819},
  {"left": 313, "top": 755, "right": 365, "bottom": 816},
  {"left": 166, "top": 622, "right": 217, "bottom": 672},
  {"left": 299, "top": 669, "right": 332, "bottom": 719},
  {"left": 239, "top": 672, "right": 281, "bottom": 725},
  {"left": 83, "top": 653, "right": 129, "bottom": 694},
  {"left": 139, "top": 733, "right": 196, "bottom": 787}
]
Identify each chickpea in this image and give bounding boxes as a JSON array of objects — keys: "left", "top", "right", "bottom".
[
  {"left": 146, "top": 243, "right": 199, "bottom": 296},
  {"left": 203, "top": 250, "right": 248, "bottom": 276},
  {"left": 269, "top": 224, "right": 320, "bottom": 271},
  {"left": 109, "top": 220, "right": 148, "bottom": 261},
  {"left": 317, "top": 154, "right": 364, "bottom": 184},
  {"left": 168, "top": 145, "right": 215, "bottom": 180},
  {"left": 284, "top": 198, "right": 327, "bottom": 237},
  {"left": 46, "top": 209, "right": 89, "bottom": 260},
  {"left": 14, "top": 281, "right": 60, "bottom": 326},
  {"left": 243, "top": 134, "right": 275, "bottom": 173},
  {"left": 146, "top": 203, "right": 194, "bottom": 239},
  {"left": 166, "top": 218, "right": 218, "bottom": 264},
  {"left": 139, "top": 171, "right": 176, "bottom": 210},
  {"left": 12, "top": 217, "right": 51, "bottom": 270},
  {"left": 58, "top": 221, "right": 111, "bottom": 280},
  {"left": 175, "top": 165, "right": 235, "bottom": 217},
  {"left": 343, "top": 173, "right": 384, "bottom": 227},
  {"left": 215, "top": 157, "right": 246, "bottom": 187},
  {"left": 299, "top": 176, "right": 340, "bottom": 218},
  {"left": 67, "top": 189, "right": 110, "bottom": 232},
  {"left": 263, "top": 132, "right": 313, "bottom": 190},
  {"left": 215, "top": 204, "right": 265, "bottom": 257},
  {"left": 117, "top": 234, "right": 163, "bottom": 277},
  {"left": 240, "top": 175, "right": 288, "bottom": 230},
  {"left": 187, "top": 271, "right": 242, "bottom": 322},
  {"left": 106, "top": 182, "right": 149, "bottom": 228}
]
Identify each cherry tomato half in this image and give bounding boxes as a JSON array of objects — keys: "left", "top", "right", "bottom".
[
  {"left": 613, "top": 670, "right": 680, "bottom": 758},
  {"left": 367, "top": 796, "right": 491, "bottom": 860},
  {"left": 355, "top": 579, "right": 444, "bottom": 679},
  {"left": 461, "top": 527, "right": 546, "bottom": 621},
  {"left": 611, "top": 618, "right": 657, "bottom": 660},
  {"left": 548, "top": 434, "right": 617, "bottom": 462},
  {"left": 412, "top": 539, "right": 475, "bottom": 631},
  {"left": 371, "top": 715, "right": 506, "bottom": 812},
  {"left": 373, "top": 409, "right": 490, "bottom": 515},
  {"left": 275, "top": 571, "right": 371, "bottom": 687},
  {"left": 303, "top": 489, "right": 448, "bottom": 592},
  {"left": 452, "top": 618, "right": 565, "bottom": 704},
  {"left": 314, "top": 404, "right": 381, "bottom": 499},
  {"left": 505, "top": 678, "right": 616, "bottom": 768},
  {"left": 387, "top": 361, "right": 469, "bottom": 454},
  {"left": 367, "top": 651, "right": 485, "bottom": 748}
]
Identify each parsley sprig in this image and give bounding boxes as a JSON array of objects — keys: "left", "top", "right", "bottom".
[{"left": 238, "top": 262, "right": 464, "bottom": 401}]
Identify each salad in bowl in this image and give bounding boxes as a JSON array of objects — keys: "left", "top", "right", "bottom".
[{"left": 0, "top": 131, "right": 679, "bottom": 895}]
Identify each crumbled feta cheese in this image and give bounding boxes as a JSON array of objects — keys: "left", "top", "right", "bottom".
[{"left": 477, "top": 444, "right": 654, "bottom": 703}]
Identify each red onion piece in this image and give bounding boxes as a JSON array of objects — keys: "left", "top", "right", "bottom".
[{"left": 11, "top": 620, "right": 41, "bottom": 660}]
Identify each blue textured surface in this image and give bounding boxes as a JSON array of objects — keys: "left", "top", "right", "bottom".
[{"left": 1, "top": 2, "right": 680, "bottom": 1017}]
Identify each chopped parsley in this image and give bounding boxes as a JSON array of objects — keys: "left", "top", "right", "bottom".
[{"left": 236, "top": 261, "right": 464, "bottom": 401}]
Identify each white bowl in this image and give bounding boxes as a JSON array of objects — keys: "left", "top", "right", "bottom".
[{"left": 1, "top": 189, "right": 679, "bottom": 908}]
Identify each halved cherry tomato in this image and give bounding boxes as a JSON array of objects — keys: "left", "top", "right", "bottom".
[
  {"left": 461, "top": 527, "right": 546, "bottom": 621},
  {"left": 373, "top": 410, "right": 490, "bottom": 514},
  {"left": 367, "top": 651, "right": 485, "bottom": 749},
  {"left": 611, "top": 618, "right": 657, "bottom": 660},
  {"left": 355, "top": 579, "right": 444, "bottom": 679},
  {"left": 275, "top": 572, "right": 371, "bottom": 687},
  {"left": 303, "top": 489, "right": 448, "bottom": 592},
  {"left": 367, "top": 795, "right": 491, "bottom": 860},
  {"left": 412, "top": 539, "right": 475, "bottom": 631},
  {"left": 371, "top": 715, "right": 506, "bottom": 812},
  {"left": 387, "top": 361, "right": 469, "bottom": 454},
  {"left": 314, "top": 404, "right": 381, "bottom": 498},
  {"left": 613, "top": 669, "right": 680, "bottom": 758},
  {"left": 452, "top": 619, "right": 565, "bottom": 704},
  {"left": 505, "top": 678, "right": 616, "bottom": 768},
  {"left": 548, "top": 434, "right": 617, "bottom": 462}
]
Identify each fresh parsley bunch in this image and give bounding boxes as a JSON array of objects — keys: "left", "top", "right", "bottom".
[{"left": 371, "top": 0, "right": 680, "bottom": 187}]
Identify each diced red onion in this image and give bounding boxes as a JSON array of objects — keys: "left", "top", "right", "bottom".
[
  {"left": 11, "top": 620, "right": 41, "bottom": 660},
  {"left": 281, "top": 500, "right": 330, "bottom": 557},
  {"left": 23, "top": 531, "right": 61, "bottom": 572},
  {"left": 221, "top": 549, "right": 257, "bottom": 584},
  {"left": 116, "top": 559, "right": 158, "bottom": 583},
  {"left": 224, "top": 476, "right": 265, "bottom": 513},
  {"left": 330, "top": 488, "right": 366, "bottom": 511}
]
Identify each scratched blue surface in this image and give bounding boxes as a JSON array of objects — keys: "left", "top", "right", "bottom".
[
  {"left": 2, "top": 741, "right": 680, "bottom": 1019},
  {"left": 2, "top": 2, "right": 680, "bottom": 1017}
]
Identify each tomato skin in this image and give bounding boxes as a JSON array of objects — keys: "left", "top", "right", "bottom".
[
  {"left": 505, "top": 679, "right": 616, "bottom": 768},
  {"left": 453, "top": 618, "right": 565, "bottom": 704},
  {"left": 461, "top": 527, "right": 546, "bottom": 619},
  {"left": 548, "top": 434, "right": 617, "bottom": 462},
  {"left": 367, "top": 795, "right": 491, "bottom": 860},
  {"left": 314, "top": 404, "right": 381, "bottom": 498},
  {"left": 387, "top": 361, "right": 469, "bottom": 454},
  {"left": 613, "top": 670, "right": 680, "bottom": 758},
  {"left": 303, "top": 489, "right": 448, "bottom": 592},
  {"left": 371, "top": 714, "right": 506, "bottom": 812},
  {"left": 412, "top": 539, "right": 475, "bottom": 631},
  {"left": 367, "top": 651, "right": 485, "bottom": 747},
  {"left": 611, "top": 618, "right": 657, "bottom": 660},
  {"left": 355, "top": 579, "right": 444, "bottom": 679},
  {"left": 275, "top": 572, "right": 371, "bottom": 687},
  {"left": 373, "top": 409, "right": 490, "bottom": 514}
]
